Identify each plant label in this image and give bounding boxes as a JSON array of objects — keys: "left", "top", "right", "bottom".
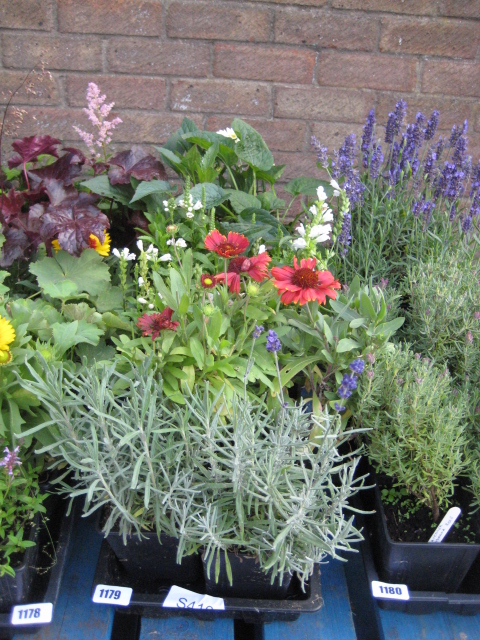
[
  {"left": 371, "top": 580, "right": 410, "bottom": 601},
  {"left": 11, "top": 603, "right": 53, "bottom": 625},
  {"left": 428, "top": 507, "right": 461, "bottom": 543},
  {"left": 163, "top": 585, "right": 225, "bottom": 610},
  {"left": 92, "top": 584, "right": 132, "bottom": 607}
]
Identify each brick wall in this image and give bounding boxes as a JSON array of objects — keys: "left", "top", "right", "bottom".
[{"left": 1, "top": 0, "right": 480, "bottom": 176}]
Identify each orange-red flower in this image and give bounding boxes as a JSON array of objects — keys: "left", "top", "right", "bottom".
[
  {"left": 271, "top": 257, "right": 340, "bottom": 305},
  {"left": 204, "top": 229, "right": 249, "bottom": 258},
  {"left": 136, "top": 308, "right": 179, "bottom": 340},
  {"left": 214, "top": 253, "right": 271, "bottom": 294},
  {"left": 201, "top": 274, "right": 216, "bottom": 289}
]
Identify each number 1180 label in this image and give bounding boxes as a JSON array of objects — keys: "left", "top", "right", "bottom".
[{"left": 371, "top": 580, "right": 410, "bottom": 600}]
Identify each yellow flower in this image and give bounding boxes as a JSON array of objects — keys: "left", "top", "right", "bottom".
[
  {"left": 0, "top": 349, "right": 12, "bottom": 365},
  {"left": 52, "top": 231, "right": 111, "bottom": 257},
  {"left": 0, "top": 316, "right": 15, "bottom": 352},
  {"left": 88, "top": 231, "right": 111, "bottom": 257}
]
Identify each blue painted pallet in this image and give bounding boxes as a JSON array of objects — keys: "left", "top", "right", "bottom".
[
  {"left": 377, "top": 604, "right": 480, "bottom": 640},
  {"left": 14, "top": 513, "right": 114, "bottom": 640},
  {"left": 139, "top": 616, "right": 234, "bottom": 640}
]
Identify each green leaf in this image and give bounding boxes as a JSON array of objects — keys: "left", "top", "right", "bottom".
[
  {"left": 349, "top": 317, "right": 367, "bottom": 329},
  {"left": 93, "top": 287, "right": 124, "bottom": 312},
  {"left": 284, "top": 177, "right": 332, "bottom": 197},
  {"left": 232, "top": 119, "right": 274, "bottom": 171},
  {"left": 187, "top": 183, "right": 228, "bottom": 209},
  {"left": 189, "top": 336, "right": 205, "bottom": 370},
  {"left": 206, "top": 312, "right": 222, "bottom": 344},
  {"left": 178, "top": 293, "right": 189, "bottom": 315},
  {"left": 156, "top": 147, "right": 182, "bottom": 165},
  {"left": 336, "top": 338, "right": 361, "bottom": 353},
  {"left": 130, "top": 180, "right": 172, "bottom": 204},
  {"left": 280, "top": 355, "right": 321, "bottom": 388},
  {"left": 360, "top": 292, "right": 377, "bottom": 322},
  {"left": 374, "top": 317, "right": 405, "bottom": 338},
  {"left": 81, "top": 175, "right": 132, "bottom": 205},
  {"left": 151, "top": 272, "right": 177, "bottom": 310},
  {"left": 29, "top": 250, "right": 110, "bottom": 299},
  {"left": 226, "top": 209, "right": 286, "bottom": 243},
  {"left": 51, "top": 320, "right": 103, "bottom": 355},
  {"left": 225, "top": 190, "right": 261, "bottom": 214}
]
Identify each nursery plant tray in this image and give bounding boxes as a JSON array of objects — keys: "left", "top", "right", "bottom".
[
  {"left": 91, "top": 540, "right": 324, "bottom": 623},
  {"left": 361, "top": 516, "right": 480, "bottom": 616},
  {"left": 0, "top": 497, "right": 75, "bottom": 637}
]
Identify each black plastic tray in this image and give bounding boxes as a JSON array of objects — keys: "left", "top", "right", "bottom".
[
  {"left": 361, "top": 514, "right": 480, "bottom": 615},
  {"left": 92, "top": 539, "right": 324, "bottom": 623},
  {"left": 0, "top": 497, "right": 75, "bottom": 637}
]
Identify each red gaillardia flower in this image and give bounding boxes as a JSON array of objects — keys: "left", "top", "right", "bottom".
[
  {"left": 204, "top": 229, "right": 249, "bottom": 258},
  {"left": 271, "top": 257, "right": 340, "bottom": 305},
  {"left": 136, "top": 307, "right": 179, "bottom": 340},
  {"left": 201, "top": 274, "right": 216, "bottom": 289},
  {"left": 214, "top": 253, "right": 271, "bottom": 294}
]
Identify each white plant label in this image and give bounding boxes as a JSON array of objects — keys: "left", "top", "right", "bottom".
[
  {"left": 163, "top": 585, "right": 225, "bottom": 611},
  {"left": 428, "top": 507, "right": 461, "bottom": 543},
  {"left": 11, "top": 602, "right": 53, "bottom": 625},
  {"left": 371, "top": 580, "right": 410, "bottom": 601},
  {"left": 92, "top": 584, "right": 132, "bottom": 607}
]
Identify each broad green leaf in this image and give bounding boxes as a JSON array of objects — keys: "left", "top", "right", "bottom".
[
  {"left": 349, "top": 317, "right": 367, "bottom": 329},
  {"left": 225, "top": 190, "right": 261, "bottom": 214},
  {"left": 81, "top": 175, "right": 132, "bottom": 205},
  {"left": 29, "top": 250, "right": 110, "bottom": 299},
  {"left": 93, "top": 287, "right": 124, "bottom": 312},
  {"left": 336, "top": 338, "right": 361, "bottom": 353},
  {"left": 360, "top": 292, "right": 377, "bottom": 322},
  {"left": 189, "top": 336, "right": 205, "bottom": 370},
  {"left": 187, "top": 183, "right": 227, "bottom": 209},
  {"left": 207, "top": 311, "right": 222, "bottom": 344},
  {"left": 101, "top": 312, "right": 131, "bottom": 331},
  {"left": 374, "top": 317, "right": 405, "bottom": 338},
  {"left": 51, "top": 320, "right": 103, "bottom": 355},
  {"left": 279, "top": 355, "right": 321, "bottom": 389},
  {"left": 178, "top": 293, "right": 190, "bottom": 315},
  {"left": 156, "top": 147, "right": 182, "bottom": 165},
  {"left": 284, "top": 177, "right": 332, "bottom": 197},
  {"left": 130, "top": 180, "right": 172, "bottom": 203},
  {"left": 232, "top": 119, "right": 274, "bottom": 171},
  {"left": 151, "top": 272, "right": 177, "bottom": 310}
]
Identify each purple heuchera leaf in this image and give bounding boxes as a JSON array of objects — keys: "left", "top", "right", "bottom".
[
  {"left": 108, "top": 146, "right": 167, "bottom": 185},
  {"left": 0, "top": 227, "right": 29, "bottom": 267},
  {"left": 40, "top": 192, "right": 109, "bottom": 256},
  {"left": 8, "top": 135, "right": 60, "bottom": 168},
  {"left": 0, "top": 204, "right": 44, "bottom": 267},
  {"left": 0, "top": 189, "right": 25, "bottom": 223}
]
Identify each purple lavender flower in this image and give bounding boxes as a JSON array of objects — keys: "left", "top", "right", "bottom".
[
  {"left": 337, "top": 385, "right": 352, "bottom": 400},
  {"left": 423, "top": 148, "right": 436, "bottom": 182},
  {"left": 334, "top": 402, "right": 346, "bottom": 412},
  {"left": 422, "top": 200, "right": 435, "bottom": 225},
  {"left": 337, "top": 211, "right": 352, "bottom": 255},
  {"left": 253, "top": 325, "right": 264, "bottom": 339},
  {"left": 394, "top": 99, "right": 407, "bottom": 136},
  {"left": 471, "top": 194, "right": 480, "bottom": 217},
  {"left": 424, "top": 110, "right": 439, "bottom": 141},
  {"left": 412, "top": 200, "right": 422, "bottom": 218},
  {"left": 349, "top": 359, "right": 365, "bottom": 375},
  {"left": 341, "top": 373, "right": 358, "bottom": 391},
  {"left": 0, "top": 446, "right": 21, "bottom": 477},
  {"left": 462, "top": 215, "right": 473, "bottom": 232},
  {"left": 385, "top": 111, "right": 396, "bottom": 144},
  {"left": 370, "top": 143, "right": 383, "bottom": 179},
  {"left": 470, "top": 161, "right": 480, "bottom": 197},
  {"left": 449, "top": 203, "right": 456, "bottom": 221},
  {"left": 337, "top": 134, "right": 365, "bottom": 206},
  {"left": 361, "top": 109, "right": 375, "bottom": 168},
  {"left": 266, "top": 330, "right": 282, "bottom": 353},
  {"left": 311, "top": 136, "right": 328, "bottom": 168}
]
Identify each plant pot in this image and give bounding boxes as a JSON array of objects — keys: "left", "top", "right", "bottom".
[
  {"left": 0, "top": 515, "right": 40, "bottom": 613},
  {"left": 105, "top": 530, "right": 202, "bottom": 587},
  {"left": 203, "top": 550, "right": 292, "bottom": 599},
  {"left": 364, "top": 474, "right": 480, "bottom": 593}
]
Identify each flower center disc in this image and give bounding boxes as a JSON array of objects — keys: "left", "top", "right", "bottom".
[{"left": 292, "top": 268, "right": 318, "bottom": 288}]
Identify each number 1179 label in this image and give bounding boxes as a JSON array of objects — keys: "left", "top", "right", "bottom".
[{"left": 371, "top": 580, "right": 410, "bottom": 601}]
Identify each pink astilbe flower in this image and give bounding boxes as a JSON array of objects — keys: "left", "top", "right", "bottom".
[{"left": 73, "top": 82, "right": 122, "bottom": 159}]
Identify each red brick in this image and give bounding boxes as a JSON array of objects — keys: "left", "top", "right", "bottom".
[
  {"left": 422, "top": 61, "right": 480, "bottom": 98},
  {"left": 443, "top": 1, "right": 480, "bottom": 19},
  {"left": 111, "top": 113, "right": 203, "bottom": 144},
  {"left": 274, "top": 87, "right": 372, "bottom": 123},
  {"left": 12, "top": 107, "right": 84, "bottom": 141},
  {"left": 213, "top": 44, "right": 315, "bottom": 84},
  {"left": 380, "top": 17, "right": 480, "bottom": 58},
  {"left": 206, "top": 116, "right": 306, "bottom": 152},
  {"left": 0, "top": 0, "right": 53, "bottom": 30},
  {"left": 332, "top": 0, "right": 439, "bottom": 15},
  {"left": 272, "top": 151, "right": 318, "bottom": 181},
  {"left": 66, "top": 76, "right": 167, "bottom": 111},
  {"left": 58, "top": 0, "right": 162, "bottom": 36},
  {"left": 250, "top": 0, "right": 328, "bottom": 5},
  {"left": 106, "top": 39, "right": 210, "bottom": 77},
  {"left": 0, "top": 70, "right": 59, "bottom": 106},
  {"left": 3, "top": 34, "right": 102, "bottom": 72},
  {"left": 376, "top": 94, "right": 474, "bottom": 130},
  {"left": 167, "top": 2, "right": 272, "bottom": 42},
  {"left": 274, "top": 8, "right": 378, "bottom": 50},
  {"left": 311, "top": 121, "right": 364, "bottom": 151},
  {"left": 318, "top": 52, "right": 416, "bottom": 92},
  {"left": 170, "top": 80, "right": 271, "bottom": 117}
]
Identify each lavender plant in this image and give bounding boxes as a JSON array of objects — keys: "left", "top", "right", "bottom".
[{"left": 312, "top": 101, "right": 480, "bottom": 286}]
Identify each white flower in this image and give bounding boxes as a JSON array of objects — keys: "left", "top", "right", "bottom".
[
  {"left": 148, "top": 304, "right": 154, "bottom": 310},
  {"left": 159, "top": 253, "right": 172, "bottom": 262},
  {"left": 136, "top": 239, "right": 143, "bottom": 252},
  {"left": 332, "top": 189, "right": 340, "bottom": 197},
  {"left": 186, "top": 211, "right": 194, "bottom": 219},
  {"left": 163, "top": 199, "right": 170, "bottom": 212},
  {"left": 314, "top": 233, "right": 330, "bottom": 244},
  {"left": 323, "top": 209, "right": 334, "bottom": 223},
  {"left": 330, "top": 179, "right": 340, "bottom": 191},
  {"left": 217, "top": 127, "right": 239, "bottom": 143},
  {"left": 138, "top": 276, "right": 144, "bottom": 286},
  {"left": 113, "top": 247, "right": 135, "bottom": 261},
  {"left": 258, "top": 244, "right": 266, "bottom": 254},
  {"left": 146, "top": 244, "right": 158, "bottom": 256},
  {"left": 309, "top": 205, "right": 318, "bottom": 216},
  {"left": 292, "top": 237, "right": 307, "bottom": 250},
  {"left": 193, "top": 200, "right": 202, "bottom": 210},
  {"left": 310, "top": 223, "right": 332, "bottom": 239},
  {"left": 295, "top": 223, "right": 306, "bottom": 237},
  {"left": 316, "top": 186, "right": 327, "bottom": 201},
  {"left": 167, "top": 238, "right": 187, "bottom": 248},
  {"left": 138, "top": 297, "right": 147, "bottom": 304}
]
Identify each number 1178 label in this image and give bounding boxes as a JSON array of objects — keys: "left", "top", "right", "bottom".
[
  {"left": 371, "top": 580, "right": 410, "bottom": 601},
  {"left": 11, "top": 602, "right": 53, "bottom": 625}
]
